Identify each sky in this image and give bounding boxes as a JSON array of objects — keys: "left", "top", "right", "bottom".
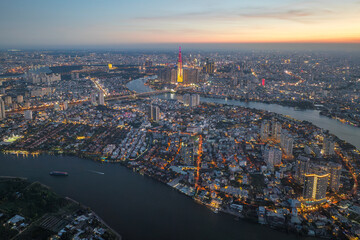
[{"left": 0, "top": 0, "right": 359, "bottom": 48}]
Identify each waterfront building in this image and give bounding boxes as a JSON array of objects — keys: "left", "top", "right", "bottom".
[
  {"left": 303, "top": 172, "right": 329, "bottom": 202},
  {"left": 190, "top": 94, "right": 200, "bottom": 107}
]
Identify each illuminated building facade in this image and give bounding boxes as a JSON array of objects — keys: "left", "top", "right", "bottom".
[
  {"left": 204, "top": 58, "right": 215, "bottom": 74},
  {"left": 177, "top": 47, "right": 183, "bottom": 83},
  {"left": 303, "top": 172, "right": 329, "bottom": 202}
]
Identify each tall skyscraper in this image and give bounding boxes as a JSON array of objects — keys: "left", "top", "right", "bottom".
[
  {"left": 0, "top": 98, "right": 6, "bottom": 119},
  {"left": 183, "top": 68, "right": 199, "bottom": 84},
  {"left": 271, "top": 120, "right": 282, "bottom": 141},
  {"left": 204, "top": 58, "right": 215, "bottom": 74},
  {"left": 281, "top": 131, "right": 294, "bottom": 156},
  {"left": 322, "top": 138, "right": 335, "bottom": 156},
  {"left": 328, "top": 163, "right": 342, "bottom": 192},
  {"left": 177, "top": 47, "right": 183, "bottom": 83},
  {"left": 260, "top": 121, "right": 270, "bottom": 141},
  {"left": 303, "top": 172, "right": 329, "bottom": 202},
  {"left": 295, "top": 156, "right": 310, "bottom": 184},
  {"left": 148, "top": 105, "right": 160, "bottom": 122}
]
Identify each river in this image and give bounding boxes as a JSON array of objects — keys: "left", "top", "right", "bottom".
[
  {"left": 0, "top": 154, "right": 312, "bottom": 240},
  {"left": 127, "top": 78, "right": 360, "bottom": 150}
]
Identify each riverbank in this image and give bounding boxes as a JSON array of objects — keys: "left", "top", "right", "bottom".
[
  {"left": 1, "top": 149, "right": 316, "bottom": 239},
  {"left": 0, "top": 177, "right": 121, "bottom": 239}
]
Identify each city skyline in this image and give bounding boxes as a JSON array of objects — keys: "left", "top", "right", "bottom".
[{"left": 0, "top": 0, "right": 360, "bottom": 48}]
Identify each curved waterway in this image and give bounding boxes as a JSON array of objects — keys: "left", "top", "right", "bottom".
[
  {"left": 0, "top": 154, "right": 312, "bottom": 240},
  {"left": 127, "top": 78, "right": 360, "bottom": 150}
]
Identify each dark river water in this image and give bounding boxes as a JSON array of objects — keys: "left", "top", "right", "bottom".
[
  {"left": 1, "top": 78, "right": 357, "bottom": 240},
  {"left": 0, "top": 154, "right": 310, "bottom": 240}
]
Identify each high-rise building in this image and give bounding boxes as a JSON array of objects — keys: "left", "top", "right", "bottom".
[
  {"left": 0, "top": 98, "right": 6, "bottom": 119},
  {"left": 328, "top": 163, "right": 342, "bottom": 192},
  {"left": 271, "top": 120, "right": 282, "bottom": 141},
  {"left": 183, "top": 68, "right": 199, "bottom": 84},
  {"left": 190, "top": 94, "right": 200, "bottom": 107},
  {"left": 16, "top": 95, "right": 23, "bottom": 103},
  {"left": 5, "top": 96, "right": 12, "bottom": 105},
  {"left": 177, "top": 47, "right": 183, "bottom": 83},
  {"left": 204, "top": 58, "right": 215, "bottom": 74},
  {"left": 158, "top": 67, "right": 172, "bottom": 83},
  {"left": 281, "top": 131, "right": 293, "bottom": 156},
  {"left": 98, "top": 92, "right": 105, "bottom": 106},
  {"left": 322, "top": 138, "right": 335, "bottom": 156},
  {"left": 183, "top": 94, "right": 191, "bottom": 106},
  {"left": 181, "top": 142, "right": 194, "bottom": 166},
  {"left": 295, "top": 156, "right": 310, "bottom": 184},
  {"left": 90, "top": 93, "right": 97, "bottom": 105},
  {"left": 264, "top": 147, "right": 282, "bottom": 170},
  {"left": 148, "top": 105, "right": 160, "bottom": 122},
  {"left": 24, "top": 110, "right": 33, "bottom": 120},
  {"left": 260, "top": 121, "right": 270, "bottom": 141},
  {"left": 303, "top": 172, "right": 329, "bottom": 202}
]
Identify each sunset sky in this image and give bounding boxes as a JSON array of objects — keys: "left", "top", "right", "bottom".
[{"left": 0, "top": 0, "right": 359, "bottom": 48}]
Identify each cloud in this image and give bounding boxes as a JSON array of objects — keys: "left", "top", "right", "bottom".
[{"left": 134, "top": 6, "right": 335, "bottom": 25}]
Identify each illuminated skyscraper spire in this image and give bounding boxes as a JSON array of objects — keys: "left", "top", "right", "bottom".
[{"left": 177, "top": 46, "right": 183, "bottom": 83}]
